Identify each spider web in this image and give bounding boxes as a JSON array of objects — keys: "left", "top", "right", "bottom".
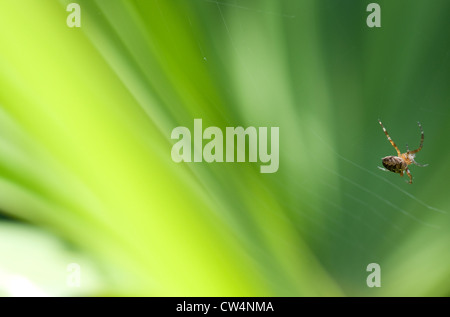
[
  {"left": 224, "top": 0, "right": 444, "bottom": 232},
  {"left": 312, "top": 130, "right": 447, "bottom": 217}
]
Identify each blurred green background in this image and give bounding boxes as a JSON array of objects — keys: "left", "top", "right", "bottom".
[{"left": 0, "top": 0, "right": 449, "bottom": 296}]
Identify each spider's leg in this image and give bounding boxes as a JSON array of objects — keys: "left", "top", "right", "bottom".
[
  {"left": 405, "top": 168, "right": 413, "bottom": 184},
  {"left": 406, "top": 143, "right": 410, "bottom": 153},
  {"left": 409, "top": 121, "right": 424, "bottom": 154},
  {"left": 412, "top": 159, "right": 428, "bottom": 167},
  {"left": 378, "top": 120, "right": 401, "bottom": 156}
]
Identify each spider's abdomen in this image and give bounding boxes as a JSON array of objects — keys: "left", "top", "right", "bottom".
[{"left": 382, "top": 156, "right": 407, "bottom": 174}]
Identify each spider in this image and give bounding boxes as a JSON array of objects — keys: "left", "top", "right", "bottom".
[{"left": 378, "top": 120, "right": 428, "bottom": 184}]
